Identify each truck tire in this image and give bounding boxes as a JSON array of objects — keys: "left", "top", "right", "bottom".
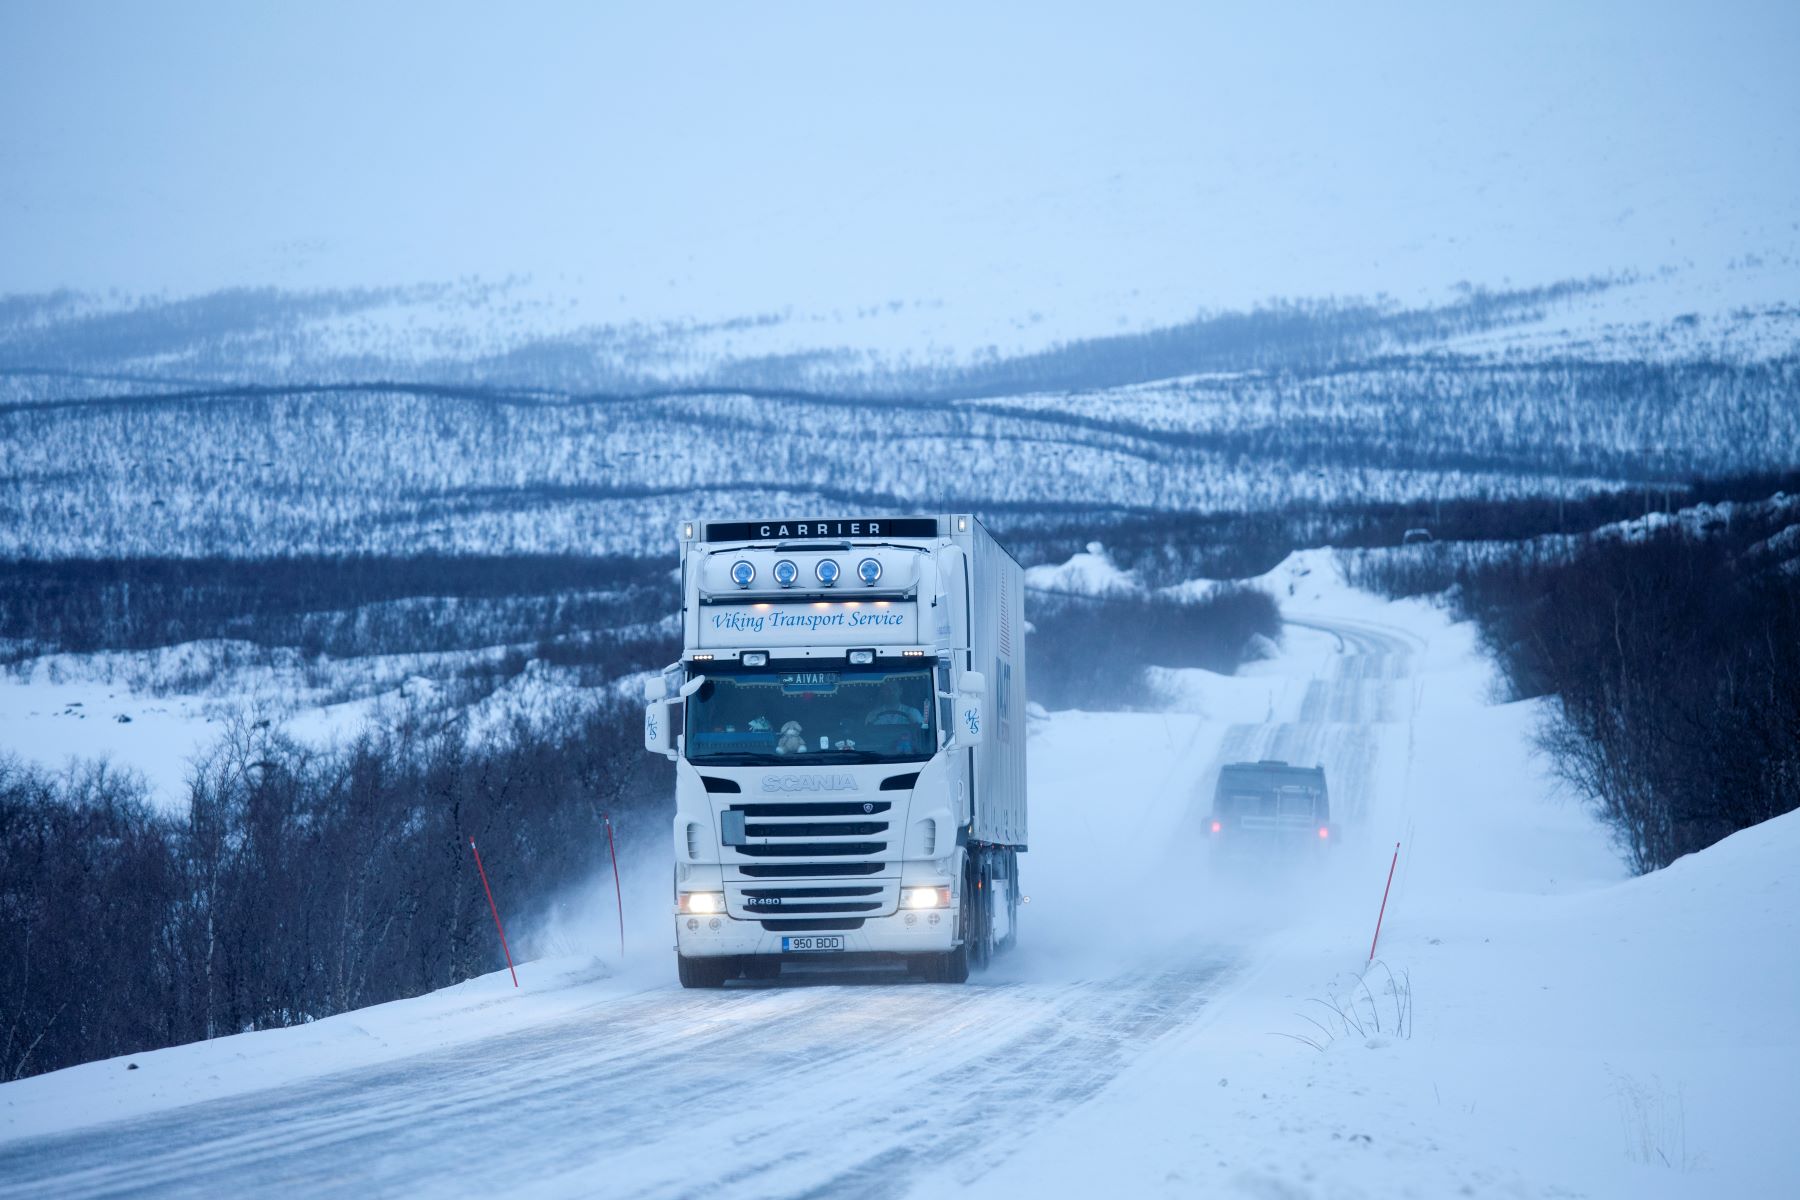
[
  {"left": 969, "top": 854, "right": 994, "bottom": 971},
  {"left": 677, "top": 954, "right": 730, "bottom": 989},
  {"left": 998, "top": 848, "right": 1020, "bottom": 952},
  {"left": 914, "top": 877, "right": 975, "bottom": 983},
  {"left": 929, "top": 937, "right": 970, "bottom": 984}
]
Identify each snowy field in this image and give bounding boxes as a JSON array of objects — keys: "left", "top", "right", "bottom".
[
  {"left": 1, "top": 557, "right": 1792, "bottom": 1198},
  {"left": 0, "top": 645, "right": 651, "bottom": 811}
]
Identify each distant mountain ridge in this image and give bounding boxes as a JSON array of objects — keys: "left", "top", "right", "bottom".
[{"left": 1, "top": 274, "right": 1796, "bottom": 561}]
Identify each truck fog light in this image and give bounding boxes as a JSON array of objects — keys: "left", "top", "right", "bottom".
[
  {"left": 904, "top": 912, "right": 917, "bottom": 926},
  {"left": 742, "top": 651, "right": 768, "bottom": 666},
  {"left": 773, "top": 559, "right": 799, "bottom": 587},
  {"left": 709, "top": 918, "right": 722, "bottom": 930},
  {"left": 857, "top": 557, "right": 882, "bottom": 585},
  {"left": 848, "top": 649, "right": 875, "bottom": 665},
  {"left": 815, "top": 558, "right": 841, "bottom": 586},
  {"left": 901, "top": 886, "right": 952, "bottom": 909},
  {"left": 680, "top": 892, "right": 725, "bottom": 915},
  {"left": 928, "top": 913, "right": 940, "bottom": 925},
  {"left": 730, "top": 560, "right": 755, "bottom": 587}
]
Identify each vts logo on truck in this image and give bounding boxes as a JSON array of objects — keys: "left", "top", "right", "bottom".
[{"left": 761, "top": 774, "right": 860, "bottom": 792}]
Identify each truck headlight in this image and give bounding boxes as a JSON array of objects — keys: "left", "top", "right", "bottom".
[
  {"left": 900, "top": 886, "right": 952, "bottom": 909},
  {"left": 679, "top": 892, "right": 725, "bottom": 915}
]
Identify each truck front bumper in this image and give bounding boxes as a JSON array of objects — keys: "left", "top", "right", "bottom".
[{"left": 675, "top": 906, "right": 959, "bottom": 958}]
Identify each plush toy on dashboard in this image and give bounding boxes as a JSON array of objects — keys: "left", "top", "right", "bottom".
[{"left": 775, "top": 720, "right": 807, "bottom": 755}]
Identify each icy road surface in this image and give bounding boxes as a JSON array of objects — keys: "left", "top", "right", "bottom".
[
  {"left": 0, "top": 615, "right": 1428, "bottom": 1198},
  {"left": 1, "top": 958, "right": 1243, "bottom": 1199},
  {"left": 12, "top": 552, "right": 1782, "bottom": 1198}
]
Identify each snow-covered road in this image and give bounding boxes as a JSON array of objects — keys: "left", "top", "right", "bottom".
[
  {"left": 1, "top": 955, "right": 1238, "bottom": 1199},
  {"left": 0, "top": 596, "right": 1418, "bottom": 1199},
  {"left": 13, "top": 556, "right": 1788, "bottom": 1198}
]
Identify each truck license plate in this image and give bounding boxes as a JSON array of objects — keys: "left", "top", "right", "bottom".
[{"left": 782, "top": 935, "right": 845, "bottom": 952}]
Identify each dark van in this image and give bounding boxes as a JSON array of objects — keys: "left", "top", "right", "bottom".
[{"left": 1207, "top": 760, "right": 1332, "bottom": 851}]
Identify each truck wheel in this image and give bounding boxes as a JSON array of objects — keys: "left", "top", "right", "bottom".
[
  {"left": 916, "top": 880, "right": 975, "bottom": 984},
  {"left": 969, "top": 855, "right": 994, "bottom": 971},
  {"left": 931, "top": 938, "right": 970, "bottom": 984},
  {"left": 677, "top": 954, "right": 730, "bottom": 989},
  {"left": 998, "top": 849, "right": 1020, "bottom": 952}
]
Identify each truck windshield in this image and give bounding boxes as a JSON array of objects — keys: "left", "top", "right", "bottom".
[{"left": 685, "top": 666, "right": 937, "bottom": 766}]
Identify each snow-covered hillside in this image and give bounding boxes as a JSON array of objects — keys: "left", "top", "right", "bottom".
[
  {"left": 2, "top": 558, "right": 1790, "bottom": 1197},
  {"left": 5, "top": 356, "right": 1796, "bottom": 561}
]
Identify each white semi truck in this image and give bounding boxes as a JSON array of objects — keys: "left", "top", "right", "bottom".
[{"left": 644, "top": 514, "right": 1027, "bottom": 987}]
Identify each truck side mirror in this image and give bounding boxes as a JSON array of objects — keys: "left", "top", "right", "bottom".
[
  {"left": 955, "top": 671, "right": 986, "bottom": 747},
  {"left": 644, "top": 700, "right": 677, "bottom": 759}
]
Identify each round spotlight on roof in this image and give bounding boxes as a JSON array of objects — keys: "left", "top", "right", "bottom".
[
  {"left": 773, "top": 559, "right": 799, "bottom": 587},
  {"left": 730, "top": 560, "right": 755, "bottom": 588},
  {"left": 857, "top": 557, "right": 883, "bottom": 585},
  {"left": 815, "top": 558, "right": 841, "bottom": 586}
]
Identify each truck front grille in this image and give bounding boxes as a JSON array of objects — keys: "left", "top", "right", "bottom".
[
  {"left": 741, "top": 884, "right": 884, "bottom": 915},
  {"left": 735, "top": 841, "right": 886, "bottom": 858},
  {"left": 738, "top": 801, "right": 891, "bottom": 818},
  {"left": 720, "top": 795, "right": 896, "bottom": 912},
  {"left": 738, "top": 862, "right": 884, "bottom": 878},
  {"left": 727, "top": 878, "right": 898, "bottom": 920},
  {"left": 745, "top": 821, "right": 885, "bottom": 838},
  {"left": 724, "top": 801, "right": 891, "bottom": 862}
]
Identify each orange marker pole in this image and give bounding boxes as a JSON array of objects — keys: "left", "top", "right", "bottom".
[
  {"left": 470, "top": 836, "right": 519, "bottom": 987},
  {"left": 1368, "top": 841, "right": 1400, "bottom": 962}
]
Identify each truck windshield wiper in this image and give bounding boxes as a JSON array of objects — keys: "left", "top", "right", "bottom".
[
  {"left": 687, "top": 749, "right": 927, "bottom": 766},
  {"left": 817, "top": 748, "right": 927, "bottom": 764},
  {"left": 686, "top": 753, "right": 792, "bottom": 766}
]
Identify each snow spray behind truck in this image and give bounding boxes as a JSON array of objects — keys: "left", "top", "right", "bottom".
[{"left": 644, "top": 515, "right": 1027, "bottom": 987}]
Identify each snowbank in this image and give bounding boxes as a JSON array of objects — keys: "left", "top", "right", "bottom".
[
  {"left": 1023, "top": 542, "right": 1140, "bottom": 597},
  {"left": 936, "top": 553, "right": 1798, "bottom": 1198}
]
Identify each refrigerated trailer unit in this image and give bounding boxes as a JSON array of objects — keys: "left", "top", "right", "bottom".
[{"left": 644, "top": 515, "right": 1027, "bottom": 987}]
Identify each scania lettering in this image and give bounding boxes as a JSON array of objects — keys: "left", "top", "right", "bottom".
[{"left": 644, "top": 514, "right": 1028, "bottom": 987}]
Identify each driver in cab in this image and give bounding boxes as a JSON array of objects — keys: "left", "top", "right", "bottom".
[{"left": 866, "top": 679, "right": 924, "bottom": 727}]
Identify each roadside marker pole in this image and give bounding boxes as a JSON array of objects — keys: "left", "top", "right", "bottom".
[
  {"left": 1368, "top": 841, "right": 1400, "bottom": 962},
  {"left": 603, "top": 812, "right": 625, "bottom": 960},
  {"left": 469, "top": 836, "right": 519, "bottom": 988}
]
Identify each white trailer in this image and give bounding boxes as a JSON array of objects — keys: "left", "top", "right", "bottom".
[{"left": 644, "top": 514, "right": 1027, "bottom": 986}]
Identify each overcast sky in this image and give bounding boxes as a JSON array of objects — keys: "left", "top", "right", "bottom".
[{"left": 4, "top": 2, "right": 1796, "bottom": 334}]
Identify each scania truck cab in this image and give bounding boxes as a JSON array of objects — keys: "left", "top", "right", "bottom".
[{"left": 644, "top": 515, "right": 1027, "bottom": 987}]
